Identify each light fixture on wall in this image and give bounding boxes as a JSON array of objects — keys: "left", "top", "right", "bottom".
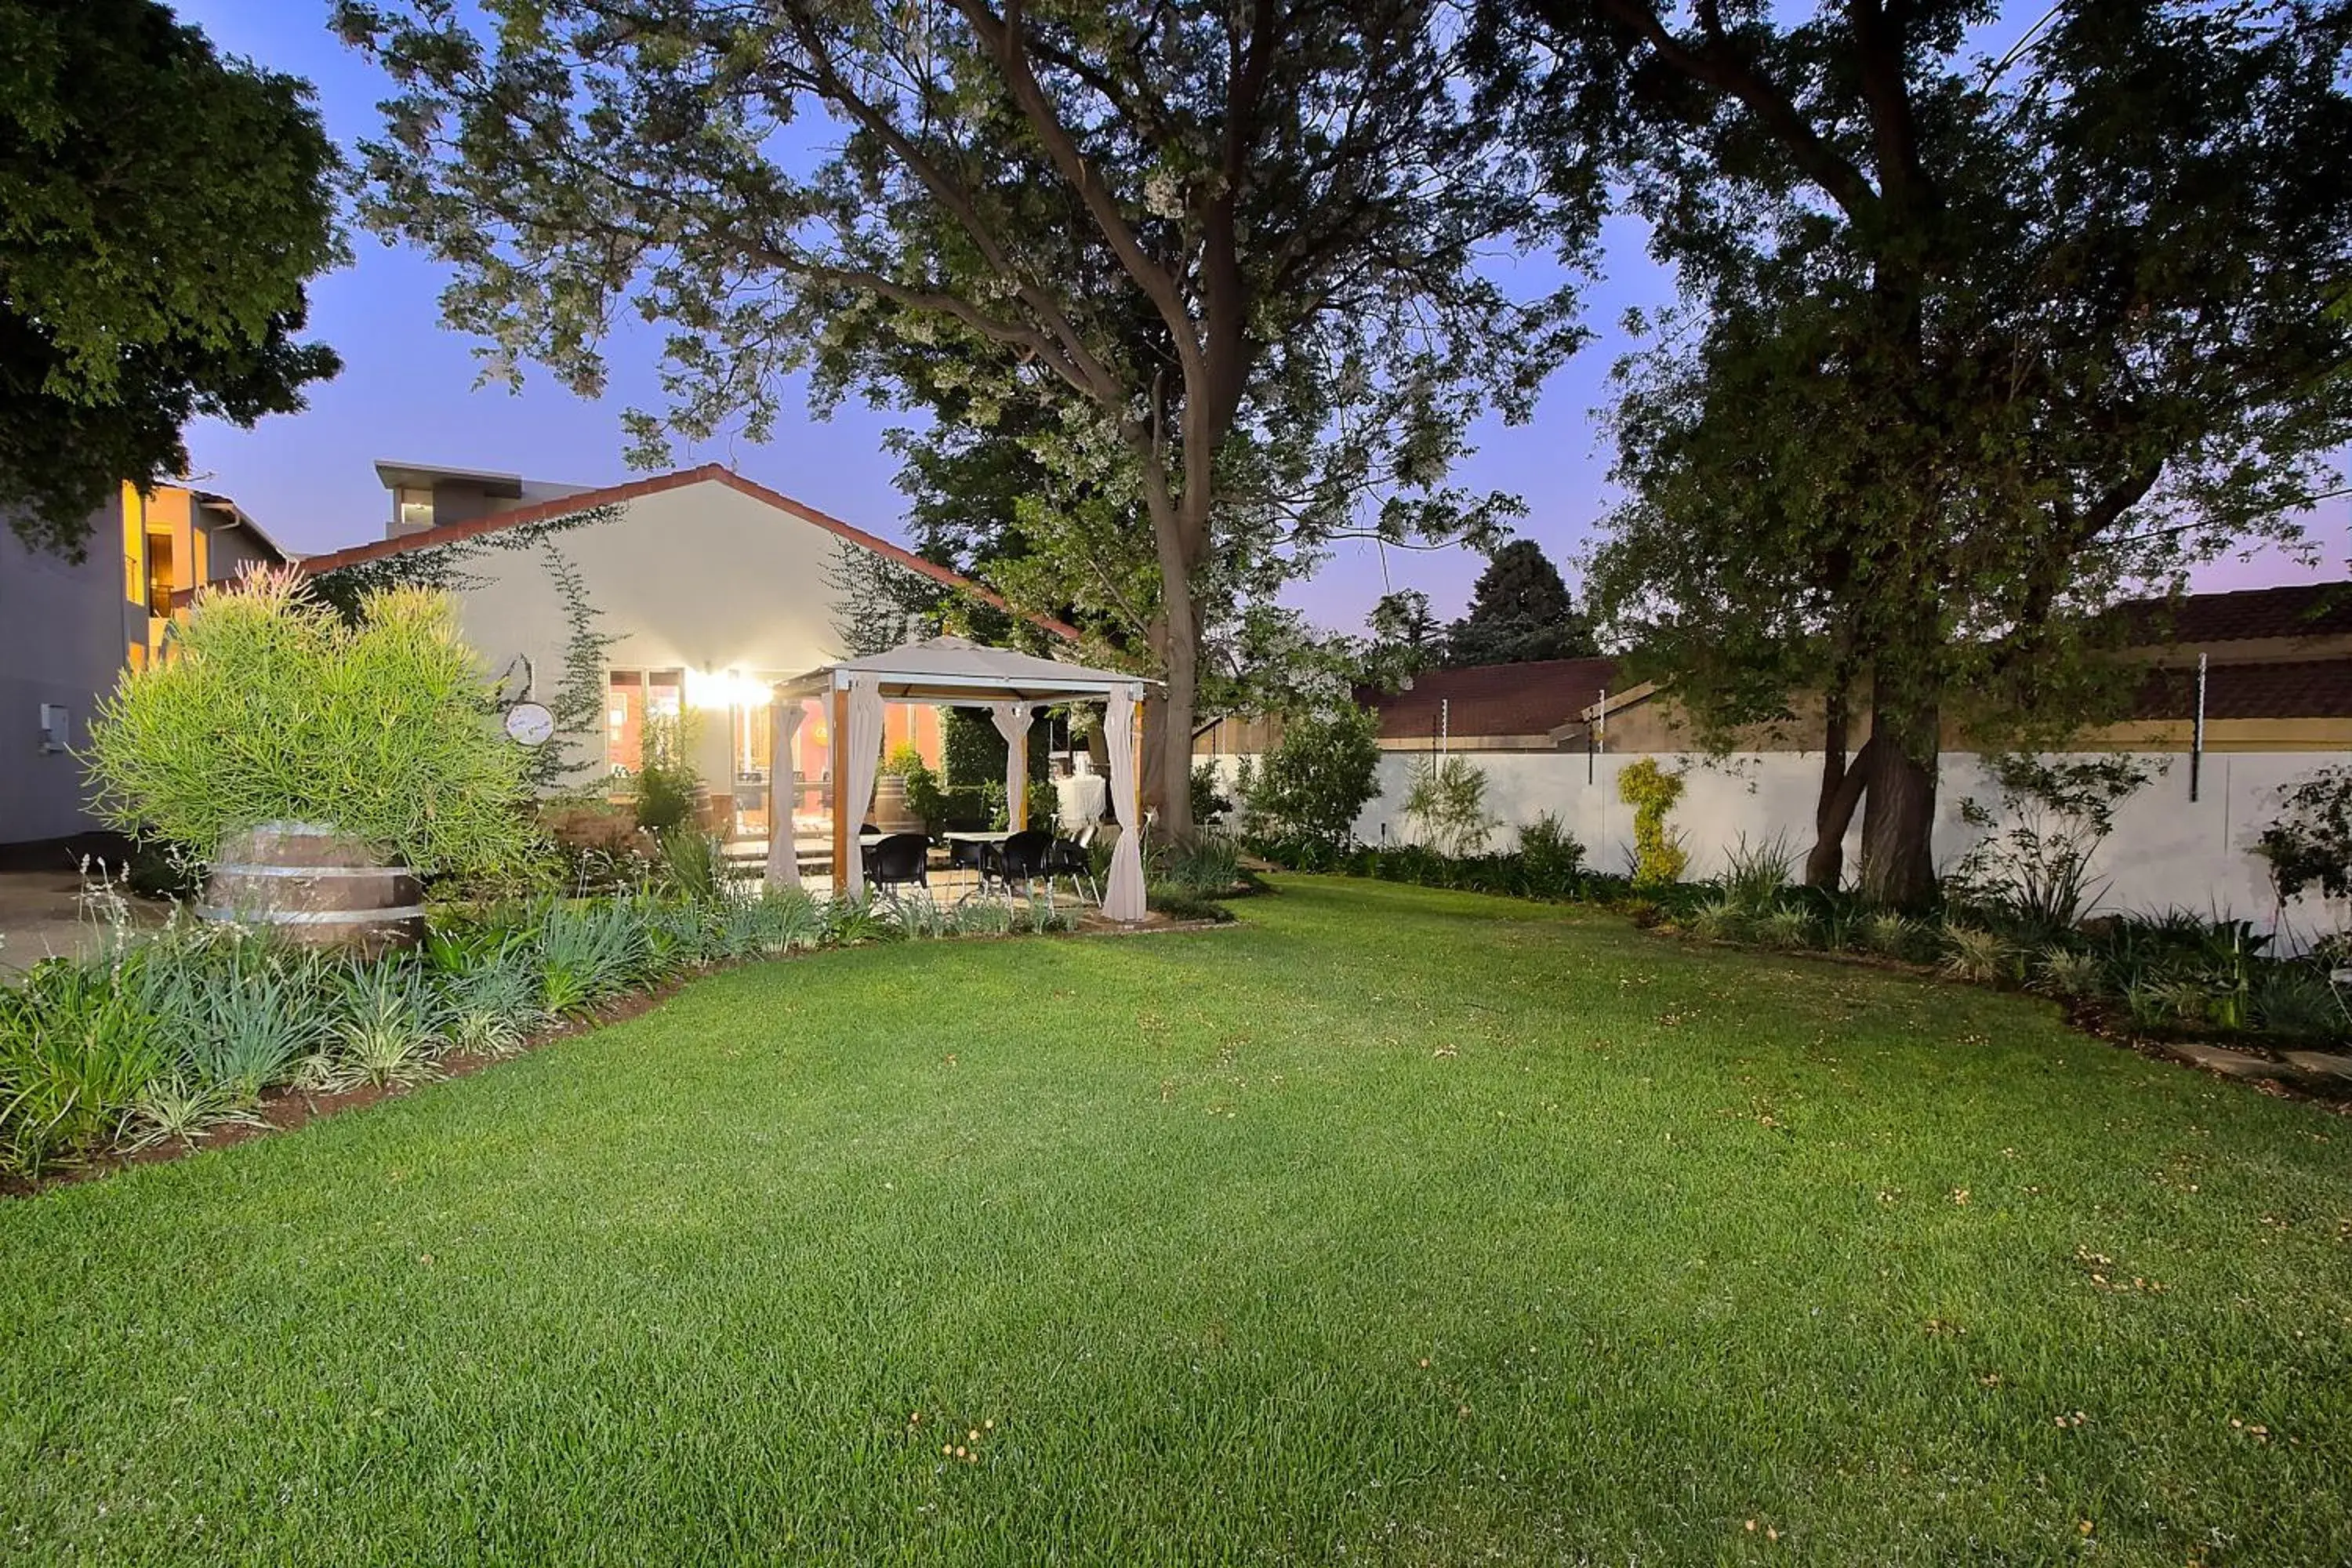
[{"left": 684, "top": 668, "right": 772, "bottom": 711}]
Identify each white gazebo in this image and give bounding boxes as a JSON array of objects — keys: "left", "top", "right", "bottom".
[{"left": 764, "top": 636, "right": 1154, "bottom": 922}]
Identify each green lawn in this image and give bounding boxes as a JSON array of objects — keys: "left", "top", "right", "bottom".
[{"left": 3, "top": 878, "right": 2348, "bottom": 1565}]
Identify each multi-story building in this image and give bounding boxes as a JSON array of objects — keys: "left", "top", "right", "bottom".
[{"left": 1, "top": 483, "right": 285, "bottom": 848}]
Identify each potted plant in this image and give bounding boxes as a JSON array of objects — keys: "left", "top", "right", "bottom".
[{"left": 85, "top": 568, "right": 536, "bottom": 949}]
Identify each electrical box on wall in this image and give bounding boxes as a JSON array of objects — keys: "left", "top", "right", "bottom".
[{"left": 38, "top": 703, "right": 69, "bottom": 753}]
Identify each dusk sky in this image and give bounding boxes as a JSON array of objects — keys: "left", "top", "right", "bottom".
[{"left": 174, "top": 1, "right": 2345, "bottom": 633}]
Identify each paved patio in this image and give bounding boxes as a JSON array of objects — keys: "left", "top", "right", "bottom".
[{"left": 0, "top": 869, "right": 117, "bottom": 973}]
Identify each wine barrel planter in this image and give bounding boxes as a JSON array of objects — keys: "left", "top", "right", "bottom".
[
  {"left": 200, "top": 822, "right": 423, "bottom": 956},
  {"left": 871, "top": 774, "right": 922, "bottom": 833}
]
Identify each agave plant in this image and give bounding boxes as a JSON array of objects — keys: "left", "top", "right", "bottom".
[
  {"left": 1719, "top": 831, "right": 1797, "bottom": 913},
  {"left": 2252, "top": 966, "right": 2349, "bottom": 1039}
]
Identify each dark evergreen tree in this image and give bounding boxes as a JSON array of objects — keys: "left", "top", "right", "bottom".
[{"left": 1444, "top": 540, "right": 1599, "bottom": 666}]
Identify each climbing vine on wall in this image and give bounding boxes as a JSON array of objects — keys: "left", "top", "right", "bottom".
[
  {"left": 309, "top": 503, "right": 622, "bottom": 789},
  {"left": 530, "top": 541, "right": 620, "bottom": 787}
]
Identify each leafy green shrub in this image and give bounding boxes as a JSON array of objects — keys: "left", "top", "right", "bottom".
[
  {"left": 1148, "top": 884, "right": 1235, "bottom": 924},
  {"left": 1862, "top": 911, "right": 1927, "bottom": 961},
  {"left": 2252, "top": 967, "right": 2347, "bottom": 1039},
  {"left": 1940, "top": 926, "right": 2009, "bottom": 984},
  {"left": 1403, "top": 756, "right": 1499, "bottom": 858},
  {"left": 0, "top": 956, "right": 167, "bottom": 1174},
  {"left": 1515, "top": 813, "right": 1587, "bottom": 898},
  {"left": 1238, "top": 706, "right": 1381, "bottom": 855},
  {"left": 1755, "top": 905, "right": 1813, "bottom": 950},
  {"left": 1689, "top": 897, "right": 1748, "bottom": 942},
  {"left": 1720, "top": 831, "right": 1796, "bottom": 913},
  {"left": 1617, "top": 759, "right": 1688, "bottom": 888},
  {"left": 1191, "top": 761, "right": 1232, "bottom": 827},
  {"left": 1948, "top": 755, "right": 2151, "bottom": 941},
  {"left": 2033, "top": 946, "right": 2104, "bottom": 999},
  {"left": 85, "top": 568, "right": 536, "bottom": 876},
  {"left": 1152, "top": 833, "right": 1243, "bottom": 895},
  {"left": 633, "top": 712, "right": 703, "bottom": 833}
]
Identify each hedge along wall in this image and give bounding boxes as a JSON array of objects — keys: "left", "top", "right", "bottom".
[{"left": 1193, "top": 745, "right": 2344, "bottom": 938}]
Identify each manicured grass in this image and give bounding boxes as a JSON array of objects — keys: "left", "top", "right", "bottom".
[{"left": 3, "top": 877, "right": 2349, "bottom": 1564}]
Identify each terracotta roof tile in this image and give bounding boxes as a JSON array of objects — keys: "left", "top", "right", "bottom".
[
  {"left": 2131, "top": 658, "right": 2352, "bottom": 721},
  {"left": 2106, "top": 582, "right": 2352, "bottom": 647},
  {"left": 283, "top": 464, "right": 1077, "bottom": 641},
  {"left": 1363, "top": 658, "right": 1620, "bottom": 741}
]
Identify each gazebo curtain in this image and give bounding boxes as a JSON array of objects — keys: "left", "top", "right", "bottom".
[
  {"left": 990, "top": 702, "right": 1033, "bottom": 831},
  {"left": 1102, "top": 685, "right": 1146, "bottom": 921},
  {"left": 763, "top": 697, "right": 804, "bottom": 890},
  {"left": 841, "top": 676, "right": 886, "bottom": 897}
]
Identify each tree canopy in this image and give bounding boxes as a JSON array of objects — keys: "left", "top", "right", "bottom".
[
  {"left": 1496, "top": 0, "right": 2352, "bottom": 905},
  {"left": 1445, "top": 538, "right": 1599, "bottom": 666},
  {"left": 337, "top": 0, "right": 1593, "bottom": 837},
  {"left": 0, "top": 0, "right": 343, "bottom": 558}
]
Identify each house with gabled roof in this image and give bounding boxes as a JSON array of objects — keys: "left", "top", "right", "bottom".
[{"left": 295, "top": 461, "right": 1072, "bottom": 846}]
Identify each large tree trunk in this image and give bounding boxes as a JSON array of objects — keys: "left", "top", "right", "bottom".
[
  {"left": 1857, "top": 673, "right": 1940, "bottom": 909},
  {"left": 1804, "top": 688, "right": 1858, "bottom": 888},
  {"left": 1138, "top": 478, "right": 1205, "bottom": 845}
]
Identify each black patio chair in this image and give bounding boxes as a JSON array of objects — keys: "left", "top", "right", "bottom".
[
  {"left": 1042, "top": 837, "right": 1098, "bottom": 906},
  {"left": 862, "top": 832, "right": 931, "bottom": 903},
  {"left": 979, "top": 829, "right": 1054, "bottom": 900}
]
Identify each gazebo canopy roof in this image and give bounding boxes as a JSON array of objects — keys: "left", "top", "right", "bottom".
[{"left": 775, "top": 635, "right": 1152, "bottom": 704}]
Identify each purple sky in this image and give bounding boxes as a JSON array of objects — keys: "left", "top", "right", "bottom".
[{"left": 175, "top": 2, "right": 2344, "bottom": 633}]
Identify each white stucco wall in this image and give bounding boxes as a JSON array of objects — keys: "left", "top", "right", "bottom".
[
  {"left": 1200, "top": 744, "right": 2352, "bottom": 938},
  {"left": 422, "top": 478, "right": 877, "bottom": 785}
]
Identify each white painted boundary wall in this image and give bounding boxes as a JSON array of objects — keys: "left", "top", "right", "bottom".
[{"left": 1200, "top": 748, "right": 2352, "bottom": 940}]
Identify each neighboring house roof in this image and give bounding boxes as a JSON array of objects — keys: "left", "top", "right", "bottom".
[
  {"left": 2104, "top": 581, "right": 2352, "bottom": 648},
  {"left": 292, "top": 463, "right": 1079, "bottom": 641},
  {"left": 374, "top": 459, "right": 529, "bottom": 498},
  {"left": 190, "top": 490, "right": 292, "bottom": 564},
  {"left": 2132, "top": 658, "right": 2352, "bottom": 722},
  {"left": 1363, "top": 657, "right": 1620, "bottom": 742}
]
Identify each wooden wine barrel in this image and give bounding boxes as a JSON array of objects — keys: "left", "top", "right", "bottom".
[
  {"left": 871, "top": 774, "right": 922, "bottom": 833},
  {"left": 200, "top": 822, "right": 423, "bottom": 955}
]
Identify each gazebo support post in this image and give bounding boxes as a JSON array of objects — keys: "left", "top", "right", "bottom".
[{"left": 829, "top": 680, "right": 850, "bottom": 891}]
